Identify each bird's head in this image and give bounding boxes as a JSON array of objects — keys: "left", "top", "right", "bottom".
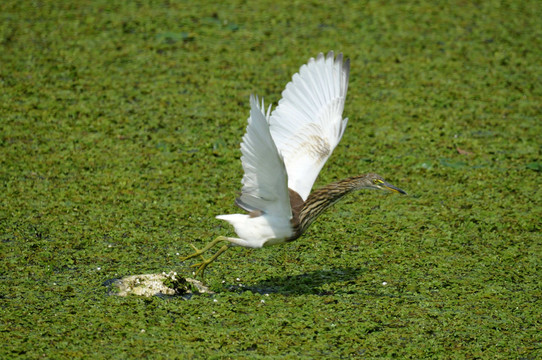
[{"left": 364, "top": 173, "right": 407, "bottom": 195}]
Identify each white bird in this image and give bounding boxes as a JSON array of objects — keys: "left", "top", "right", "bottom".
[{"left": 181, "top": 51, "right": 405, "bottom": 277}]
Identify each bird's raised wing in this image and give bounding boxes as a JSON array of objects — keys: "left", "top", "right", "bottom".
[
  {"left": 268, "top": 51, "right": 350, "bottom": 201},
  {"left": 235, "top": 95, "right": 292, "bottom": 219}
]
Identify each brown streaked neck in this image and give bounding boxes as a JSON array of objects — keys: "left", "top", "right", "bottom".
[{"left": 288, "top": 175, "right": 371, "bottom": 241}]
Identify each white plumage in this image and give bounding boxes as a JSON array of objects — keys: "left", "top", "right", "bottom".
[{"left": 216, "top": 51, "right": 350, "bottom": 249}]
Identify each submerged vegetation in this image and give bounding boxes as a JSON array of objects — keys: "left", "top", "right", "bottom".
[{"left": 1, "top": 0, "right": 540, "bottom": 358}]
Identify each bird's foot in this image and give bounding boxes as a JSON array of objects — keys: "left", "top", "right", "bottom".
[
  {"left": 179, "top": 243, "right": 208, "bottom": 263},
  {"left": 187, "top": 254, "right": 214, "bottom": 278},
  {"left": 180, "top": 237, "right": 232, "bottom": 279}
]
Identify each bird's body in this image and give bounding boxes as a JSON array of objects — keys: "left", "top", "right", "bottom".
[
  {"left": 215, "top": 213, "right": 292, "bottom": 248},
  {"left": 181, "top": 52, "right": 406, "bottom": 277}
]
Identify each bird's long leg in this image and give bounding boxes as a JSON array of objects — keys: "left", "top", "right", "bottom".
[
  {"left": 180, "top": 236, "right": 229, "bottom": 262},
  {"left": 191, "top": 243, "right": 232, "bottom": 279},
  {"left": 180, "top": 236, "right": 233, "bottom": 278}
]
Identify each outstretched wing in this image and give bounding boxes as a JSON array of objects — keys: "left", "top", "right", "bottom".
[
  {"left": 235, "top": 95, "right": 292, "bottom": 219},
  {"left": 268, "top": 51, "right": 350, "bottom": 201}
]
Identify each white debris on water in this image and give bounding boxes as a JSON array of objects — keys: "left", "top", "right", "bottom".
[{"left": 109, "top": 272, "right": 213, "bottom": 298}]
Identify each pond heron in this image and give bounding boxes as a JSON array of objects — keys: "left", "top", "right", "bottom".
[{"left": 181, "top": 51, "right": 406, "bottom": 278}]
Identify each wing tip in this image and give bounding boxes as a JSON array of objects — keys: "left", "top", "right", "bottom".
[
  {"left": 249, "top": 93, "right": 259, "bottom": 106},
  {"left": 321, "top": 51, "right": 351, "bottom": 88}
]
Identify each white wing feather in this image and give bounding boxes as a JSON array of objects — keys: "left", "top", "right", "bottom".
[
  {"left": 235, "top": 95, "right": 292, "bottom": 219},
  {"left": 268, "top": 51, "right": 350, "bottom": 200}
]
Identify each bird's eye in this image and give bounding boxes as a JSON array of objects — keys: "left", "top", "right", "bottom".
[{"left": 373, "top": 179, "right": 382, "bottom": 185}]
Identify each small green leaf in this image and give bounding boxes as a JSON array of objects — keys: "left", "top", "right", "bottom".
[{"left": 526, "top": 162, "right": 542, "bottom": 172}]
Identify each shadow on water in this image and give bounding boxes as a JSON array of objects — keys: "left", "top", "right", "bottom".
[{"left": 225, "top": 266, "right": 370, "bottom": 296}]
